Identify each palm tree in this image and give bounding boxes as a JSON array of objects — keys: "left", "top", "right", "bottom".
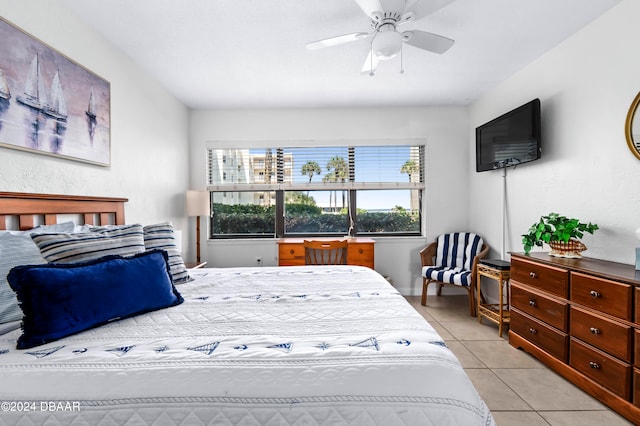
[
  {"left": 301, "top": 161, "right": 321, "bottom": 196},
  {"left": 400, "top": 160, "right": 418, "bottom": 182},
  {"left": 326, "top": 156, "right": 348, "bottom": 209},
  {"left": 322, "top": 171, "right": 336, "bottom": 211}
]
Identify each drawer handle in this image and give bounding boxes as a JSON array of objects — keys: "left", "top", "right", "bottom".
[
  {"left": 289, "top": 250, "right": 295, "bottom": 255},
  {"left": 529, "top": 272, "right": 537, "bottom": 279},
  {"left": 589, "top": 361, "right": 600, "bottom": 369},
  {"left": 589, "top": 327, "right": 600, "bottom": 335},
  {"left": 529, "top": 300, "right": 537, "bottom": 307},
  {"left": 589, "top": 290, "right": 601, "bottom": 298},
  {"left": 359, "top": 249, "right": 363, "bottom": 254},
  {"left": 528, "top": 328, "right": 537, "bottom": 335}
]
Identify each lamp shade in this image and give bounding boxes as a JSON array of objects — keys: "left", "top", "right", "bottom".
[{"left": 186, "top": 190, "right": 210, "bottom": 217}]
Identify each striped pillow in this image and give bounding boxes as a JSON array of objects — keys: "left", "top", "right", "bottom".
[
  {"left": 31, "top": 224, "right": 145, "bottom": 264},
  {"left": 0, "top": 222, "right": 76, "bottom": 325},
  {"left": 435, "top": 232, "right": 484, "bottom": 271},
  {"left": 0, "top": 234, "right": 46, "bottom": 325},
  {"left": 143, "top": 223, "right": 191, "bottom": 284}
]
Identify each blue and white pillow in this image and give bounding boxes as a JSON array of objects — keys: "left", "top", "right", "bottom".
[
  {"left": 0, "top": 222, "right": 76, "bottom": 326},
  {"left": 435, "top": 232, "right": 484, "bottom": 270},
  {"left": 31, "top": 224, "right": 145, "bottom": 264},
  {"left": 8, "top": 250, "right": 183, "bottom": 349},
  {"left": 143, "top": 223, "right": 191, "bottom": 284}
]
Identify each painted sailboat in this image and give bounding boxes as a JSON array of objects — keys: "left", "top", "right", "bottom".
[
  {"left": 45, "top": 71, "right": 68, "bottom": 122},
  {"left": 0, "top": 67, "right": 10, "bottom": 100},
  {"left": 17, "top": 54, "right": 47, "bottom": 111},
  {"left": 86, "top": 87, "right": 96, "bottom": 119},
  {"left": 48, "top": 70, "right": 67, "bottom": 153},
  {"left": 86, "top": 86, "right": 97, "bottom": 140}
]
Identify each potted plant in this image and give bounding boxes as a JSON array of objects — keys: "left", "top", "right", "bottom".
[{"left": 522, "top": 213, "right": 599, "bottom": 258}]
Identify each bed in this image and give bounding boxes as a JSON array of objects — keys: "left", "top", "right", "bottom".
[{"left": 0, "top": 192, "right": 495, "bottom": 425}]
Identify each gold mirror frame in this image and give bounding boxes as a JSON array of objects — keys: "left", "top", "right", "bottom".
[{"left": 625, "top": 92, "right": 640, "bottom": 160}]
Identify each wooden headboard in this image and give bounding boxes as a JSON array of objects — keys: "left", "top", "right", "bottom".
[{"left": 0, "top": 192, "right": 127, "bottom": 231}]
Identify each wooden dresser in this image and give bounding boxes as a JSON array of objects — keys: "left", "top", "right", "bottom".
[
  {"left": 277, "top": 237, "right": 375, "bottom": 269},
  {"left": 509, "top": 252, "right": 640, "bottom": 423}
]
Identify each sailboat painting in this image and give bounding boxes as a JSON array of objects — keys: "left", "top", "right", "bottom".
[
  {"left": 0, "top": 67, "right": 12, "bottom": 100},
  {"left": 0, "top": 17, "right": 110, "bottom": 166}
]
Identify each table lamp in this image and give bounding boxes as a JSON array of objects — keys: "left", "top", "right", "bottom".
[{"left": 186, "top": 190, "right": 210, "bottom": 263}]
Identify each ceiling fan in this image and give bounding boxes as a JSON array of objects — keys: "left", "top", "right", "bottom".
[{"left": 306, "top": 0, "right": 456, "bottom": 75}]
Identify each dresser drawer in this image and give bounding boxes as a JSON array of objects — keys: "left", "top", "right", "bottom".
[
  {"left": 634, "top": 368, "right": 640, "bottom": 406},
  {"left": 278, "top": 243, "right": 305, "bottom": 266},
  {"left": 570, "top": 338, "right": 631, "bottom": 400},
  {"left": 510, "top": 257, "right": 569, "bottom": 298},
  {"left": 511, "top": 309, "right": 568, "bottom": 362},
  {"left": 570, "top": 272, "right": 632, "bottom": 321},
  {"left": 635, "top": 288, "right": 640, "bottom": 324},
  {"left": 511, "top": 282, "right": 568, "bottom": 332},
  {"left": 635, "top": 330, "right": 640, "bottom": 368},
  {"left": 347, "top": 243, "right": 374, "bottom": 269},
  {"left": 570, "top": 306, "right": 632, "bottom": 363}
]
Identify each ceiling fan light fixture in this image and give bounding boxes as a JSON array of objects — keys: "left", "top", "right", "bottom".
[
  {"left": 372, "top": 30, "right": 402, "bottom": 60},
  {"left": 307, "top": 0, "right": 456, "bottom": 74}
]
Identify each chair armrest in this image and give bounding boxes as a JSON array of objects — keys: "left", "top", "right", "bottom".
[
  {"left": 419, "top": 242, "right": 437, "bottom": 267},
  {"left": 470, "top": 243, "right": 491, "bottom": 287}
]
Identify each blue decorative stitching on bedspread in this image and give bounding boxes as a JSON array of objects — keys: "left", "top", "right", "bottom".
[{"left": 1, "top": 335, "right": 450, "bottom": 359}]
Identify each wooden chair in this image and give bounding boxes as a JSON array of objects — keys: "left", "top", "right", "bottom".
[
  {"left": 420, "top": 233, "right": 490, "bottom": 316},
  {"left": 303, "top": 240, "right": 348, "bottom": 265}
]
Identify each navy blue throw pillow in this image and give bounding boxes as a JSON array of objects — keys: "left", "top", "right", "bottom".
[{"left": 8, "top": 250, "right": 183, "bottom": 349}]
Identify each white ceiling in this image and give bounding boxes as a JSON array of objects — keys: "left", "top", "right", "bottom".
[{"left": 57, "top": 0, "right": 621, "bottom": 109}]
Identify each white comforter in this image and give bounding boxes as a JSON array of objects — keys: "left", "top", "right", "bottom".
[{"left": 0, "top": 265, "right": 494, "bottom": 425}]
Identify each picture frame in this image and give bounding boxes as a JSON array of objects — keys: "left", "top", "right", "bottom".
[{"left": 0, "top": 17, "right": 110, "bottom": 167}]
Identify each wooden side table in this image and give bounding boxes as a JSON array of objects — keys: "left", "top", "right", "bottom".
[{"left": 477, "top": 261, "right": 511, "bottom": 337}]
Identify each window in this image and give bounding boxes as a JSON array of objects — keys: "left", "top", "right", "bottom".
[
  {"left": 207, "top": 144, "right": 424, "bottom": 238},
  {"left": 285, "top": 190, "right": 348, "bottom": 235},
  {"left": 211, "top": 191, "right": 275, "bottom": 236}
]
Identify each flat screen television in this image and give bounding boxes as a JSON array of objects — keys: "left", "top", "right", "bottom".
[{"left": 475, "top": 98, "right": 541, "bottom": 172}]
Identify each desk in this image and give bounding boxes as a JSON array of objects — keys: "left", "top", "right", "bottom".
[
  {"left": 277, "top": 237, "right": 375, "bottom": 269},
  {"left": 477, "top": 262, "right": 511, "bottom": 337}
]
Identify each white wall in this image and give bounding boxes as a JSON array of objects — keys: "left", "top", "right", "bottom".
[
  {"left": 469, "top": 0, "right": 640, "bottom": 267},
  {"left": 0, "top": 0, "right": 190, "bottom": 233},
  {"left": 189, "top": 107, "right": 470, "bottom": 294}
]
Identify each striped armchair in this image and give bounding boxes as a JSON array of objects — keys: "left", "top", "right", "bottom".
[{"left": 420, "top": 232, "right": 489, "bottom": 316}]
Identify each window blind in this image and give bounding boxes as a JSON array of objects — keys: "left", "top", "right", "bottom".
[{"left": 207, "top": 144, "right": 424, "bottom": 191}]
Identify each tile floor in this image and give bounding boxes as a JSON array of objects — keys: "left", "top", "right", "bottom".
[{"left": 404, "top": 294, "right": 633, "bottom": 426}]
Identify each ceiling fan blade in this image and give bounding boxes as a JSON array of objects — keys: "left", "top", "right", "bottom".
[
  {"left": 353, "top": 0, "right": 384, "bottom": 18},
  {"left": 306, "top": 32, "right": 372, "bottom": 50},
  {"left": 361, "top": 50, "right": 380, "bottom": 75},
  {"left": 405, "top": 0, "right": 456, "bottom": 21},
  {"left": 402, "top": 30, "right": 454, "bottom": 54}
]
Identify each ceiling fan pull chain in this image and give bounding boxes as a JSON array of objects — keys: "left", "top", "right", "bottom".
[{"left": 400, "top": 43, "right": 405, "bottom": 74}]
